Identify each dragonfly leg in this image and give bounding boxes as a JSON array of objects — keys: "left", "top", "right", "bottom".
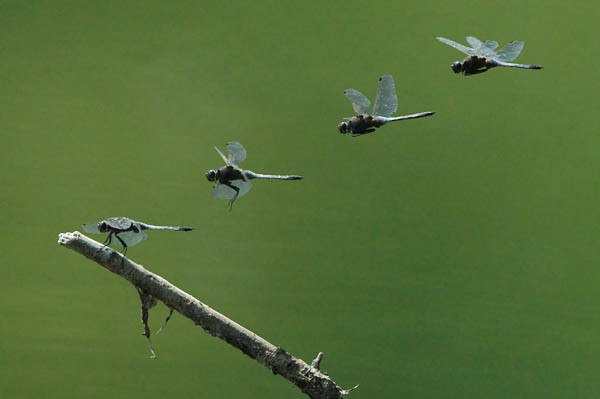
[
  {"left": 99, "top": 232, "right": 112, "bottom": 251},
  {"left": 471, "top": 62, "right": 498, "bottom": 75},
  {"left": 114, "top": 233, "right": 128, "bottom": 255},
  {"left": 223, "top": 181, "right": 240, "bottom": 211}
]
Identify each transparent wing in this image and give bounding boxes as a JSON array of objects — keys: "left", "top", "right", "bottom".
[
  {"left": 436, "top": 37, "right": 475, "bottom": 55},
  {"left": 116, "top": 229, "right": 148, "bottom": 247},
  {"left": 211, "top": 183, "right": 236, "bottom": 199},
  {"left": 226, "top": 141, "right": 246, "bottom": 166},
  {"left": 82, "top": 222, "right": 101, "bottom": 234},
  {"left": 371, "top": 74, "right": 397, "bottom": 118},
  {"left": 494, "top": 41, "right": 524, "bottom": 62},
  {"left": 475, "top": 40, "right": 499, "bottom": 57},
  {"left": 465, "top": 36, "right": 482, "bottom": 49},
  {"left": 211, "top": 180, "right": 253, "bottom": 200},
  {"left": 233, "top": 180, "right": 252, "bottom": 198},
  {"left": 484, "top": 40, "right": 499, "bottom": 50},
  {"left": 214, "top": 146, "right": 231, "bottom": 166},
  {"left": 344, "top": 89, "right": 371, "bottom": 115}
]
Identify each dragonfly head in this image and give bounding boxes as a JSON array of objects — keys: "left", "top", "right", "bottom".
[
  {"left": 98, "top": 221, "right": 108, "bottom": 232},
  {"left": 337, "top": 121, "right": 350, "bottom": 134},
  {"left": 451, "top": 61, "right": 463, "bottom": 73},
  {"left": 205, "top": 169, "right": 217, "bottom": 182}
]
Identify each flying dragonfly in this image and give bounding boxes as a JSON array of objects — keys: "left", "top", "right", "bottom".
[
  {"left": 436, "top": 36, "right": 543, "bottom": 75},
  {"left": 206, "top": 141, "right": 303, "bottom": 210},
  {"left": 82, "top": 217, "right": 193, "bottom": 255},
  {"left": 338, "top": 74, "right": 435, "bottom": 136}
]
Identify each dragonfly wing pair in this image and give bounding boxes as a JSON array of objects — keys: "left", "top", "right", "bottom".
[
  {"left": 340, "top": 74, "right": 434, "bottom": 134},
  {"left": 115, "top": 229, "right": 148, "bottom": 247},
  {"left": 474, "top": 37, "right": 524, "bottom": 62},
  {"left": 343, "top": 74, "right": 397, "bottom": 118},
  {"left": 215, "top": 141, "right": 247, "bottom": 167},
  {"left": 437, "top": 36, "right": 524, "bottom": 62}
]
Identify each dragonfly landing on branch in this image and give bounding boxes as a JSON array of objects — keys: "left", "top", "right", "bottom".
[
  {"left": 436, "top": 36, "right": 543, "bottom": 75},
  {"left": 338, "top": 74, "right": 435, "bottom": 136}
]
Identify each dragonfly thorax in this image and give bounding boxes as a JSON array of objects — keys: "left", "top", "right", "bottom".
[
  {"left": 455, "top": 56, "right": 494, "bottom": 75},
  {"left": 338, "top": 115, "right": 387, "bottom": 135},
  {"left": 207, "top": 165, "right": 246, "bottom": 183}
]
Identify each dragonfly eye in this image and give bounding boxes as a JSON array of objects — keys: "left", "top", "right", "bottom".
[
  {"left": 337, "top": 122, "right": 349, "bottom": 134},
  {"left": 451, "top": 61, "right": 462, "bottom": 73},
  {"left": 205, "top": 170, "right": 217, "bottom": 182},
  {"left": 99, "top": 222, "right": 107, "bottom": 232}
]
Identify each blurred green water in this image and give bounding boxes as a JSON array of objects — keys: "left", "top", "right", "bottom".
[{"left": 2, "top": 0, "right": 600, "bottom": 397}]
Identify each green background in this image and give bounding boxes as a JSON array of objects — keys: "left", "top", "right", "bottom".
[{"left": 2, "top": 0, "right": 599, "bottom": 398}]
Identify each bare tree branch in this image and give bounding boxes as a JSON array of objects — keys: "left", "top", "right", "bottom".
[{"left": 58, "top": 231, "right": 358, "bottom": 399}]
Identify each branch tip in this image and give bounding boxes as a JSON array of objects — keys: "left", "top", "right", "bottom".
[{"left": 340, "top": 384, "right": 359, "bottom": 395}]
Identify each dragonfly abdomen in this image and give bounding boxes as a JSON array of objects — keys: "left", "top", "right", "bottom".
[
  {"left": 386, "top": 111, "right": 436, "bottom": 122},
  {"left": 494, "top": 60, "right": 543, "bottom": 69},
  {"left": 245, "top": 171, "right": 303, "bottom": 180},
  {"left": 372, "top": 116, "right": 389, "bottom": 127},
  {"left": 139, "top": 223, "right": 194, "bottom": 231}
]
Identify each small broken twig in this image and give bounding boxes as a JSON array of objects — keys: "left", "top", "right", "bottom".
[
  {"left": 156, "top": 308, "right": 174, "bottom": 334},
  {"left": 312, "top": 352, "right": 324, "bottom": 370},
  {"left": 137, "top": 288, "right": 158, "bottom": 358},
  {"left": 58, "top": 231, "right": 358, "bottom": 399}
]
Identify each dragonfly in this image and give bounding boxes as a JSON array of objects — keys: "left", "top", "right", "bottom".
[
  {"left": 82, "top": 217, "right": 193, "bottom": 255},
  {"left": 205, "top": 141, "right": 303, "bottom": 210},
  {"left": 338, "top": 74, "right": 435, "bottom": 136},
  {"left": 436, "top": 36, "right": 543, "bottom": 75}
]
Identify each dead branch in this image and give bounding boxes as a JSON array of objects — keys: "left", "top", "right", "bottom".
[{"left": 58, "top": 231, "right": 358, "bottom": 399}]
